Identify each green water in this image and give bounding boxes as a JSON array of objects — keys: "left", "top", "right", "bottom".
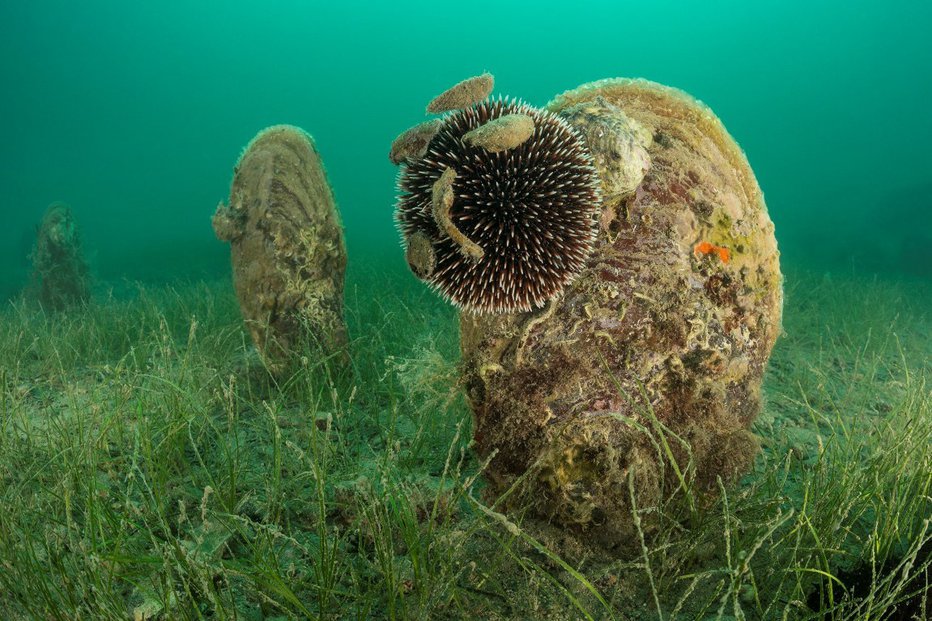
[
  {"left": 1, "top": 5, "right": 931, "bottom": 617},
  {"left": 1, "top": 0, "right": 930, "bottom": 298}
]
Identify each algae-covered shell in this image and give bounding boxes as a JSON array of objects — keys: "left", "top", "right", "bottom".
[
  {"left": 28, "top": 201, "right": 90, "bottom": 311},
  {"left": 212, "top": 125, "right": 348, "bottom": 371},
  {"left": 426, "top": 73, "right": 495, "bottom": 114},
  {"left": 462, "top": 113, "right": 536, "bottom": 153},
  {"left": 459, "top": 79, "right": 782, "bottom": 549}
]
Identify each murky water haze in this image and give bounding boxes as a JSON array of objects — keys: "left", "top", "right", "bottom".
[{"left": 2, "top": 0, "right": 930, "bottom": 299}]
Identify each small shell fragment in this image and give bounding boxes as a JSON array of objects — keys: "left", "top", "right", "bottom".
[
  {"left": 426, "top": 73, "right": 495, "bottom": 114},
  {"left": 405, "top": 231, "right": 436, "bottom": 279},
  {"left": 463, "top": 113, "right": 535, "bottom": 153},
  {"left": 211, "top": 201, "right": 242, "bottom": 242},
  {"left": 431, "top": 167, "right": 484, "bottom": 260},
  {"left": 558, "top": 97, "right": 651, "bottom": 203},
  {"left": 389, "top": 119, "right": 442, "bottom": 164}
]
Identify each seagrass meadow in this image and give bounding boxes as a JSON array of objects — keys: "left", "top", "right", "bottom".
[
  {"left": 0, "top": 268, "right": 929, "bottom": 619},
  {"left": 1, "top": 1, "right": 931, "bottom": 619}
]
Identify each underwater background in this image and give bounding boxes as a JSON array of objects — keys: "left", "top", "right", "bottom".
[
  {"left": 1, "top": 0, "right": 930, "bottom": 297},
  {"left": 2, "top": 3, "right": 932, "bottom": 619}
]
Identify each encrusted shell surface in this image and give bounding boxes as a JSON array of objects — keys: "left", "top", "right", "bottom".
[
  {"left": 426, "top": 73, "right": 495, "bottom": 114},
  {"left": 213, "top": 125, "right": 348, "bottom": 371},
  {"left": 459, "top": 79, "right": 782, "bottom": 548}
]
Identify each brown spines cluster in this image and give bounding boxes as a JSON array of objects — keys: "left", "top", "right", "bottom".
[{"left": 394, "top": 95, "right": 601, "bottom": 314}]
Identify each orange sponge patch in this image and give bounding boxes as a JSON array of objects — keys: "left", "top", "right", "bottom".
[{"left": 694, "top": 241, "right": 731, "bottom": 264}]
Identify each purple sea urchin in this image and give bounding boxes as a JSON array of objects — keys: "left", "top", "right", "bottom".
[{"left": 396, "top": 98, "right": 602, "bottom": 314}]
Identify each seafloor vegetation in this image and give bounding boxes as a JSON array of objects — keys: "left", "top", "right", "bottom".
[{"left": 0, "top": 264, "right": 929, "bottom": 620}]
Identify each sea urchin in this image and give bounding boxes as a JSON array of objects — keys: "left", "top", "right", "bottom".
[{"left": 395, "top": 98, "right": 601, "bottom": 314}]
